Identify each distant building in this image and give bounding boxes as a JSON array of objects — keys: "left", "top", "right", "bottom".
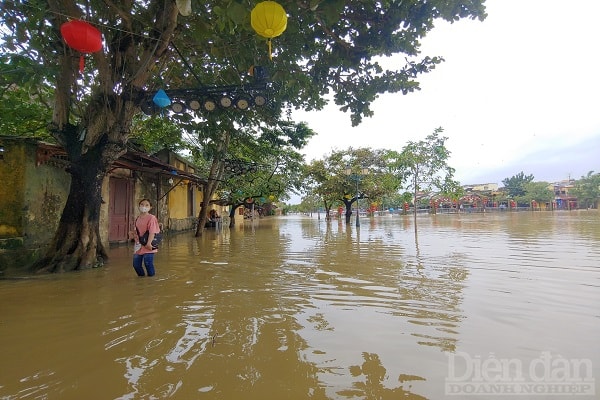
[
  {"left": 463, "top": 183, "right": 499, "bottom": 192},
  {"left": 549, "top": 179, "right": 577, "bottom": 210}
]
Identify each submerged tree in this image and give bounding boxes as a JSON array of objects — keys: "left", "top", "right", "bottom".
[
  {"left": 303, "top": 148, "right": 402, "bottom": 223},
  {"left": 502, "top": 171, "right": 535, "bottom": 198},
  {"left": 397, "top": 128, "right": 458, "bottom": 225},
  {"left": 0, "top": 0, "right": 486, "bottom": 272},
  {"left": 572, "top": 171, "right": 600, "bottom": 209},
  {"left": 303, "top": 159, "right": 343, "bottom": 221},
  {"left": 205, "top": 121, "right": 312, "bottom": 229},
  {"left": 514, "top": 181, "right": 553, "bottom": 207}
]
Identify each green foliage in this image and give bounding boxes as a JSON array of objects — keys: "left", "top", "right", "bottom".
[
  {"left": 380, "top": 192, "right": 413, "bottom": 210},
  {"left": 0, "top": 55, "right": 53, "bottom": 139},
  {"left": 302, "top": 157, "right": 344, "bottom": 214},
  {"left": 0, "top": 0, "right": 486, "bottom": 196},
  {"left": 513, "top": 181, "right": 553, "bottom": 205},
  {"left": 213, "top": 121, "right": 315, "bottom": 206},
  {"left": 303, "top": 147, "right": 403, "bottom": 211},
  {"left": 294, "top": 193, "right": 322, "bottom": 214},
  {"left": 439, "top": 180, "right": 465, "bottom": 202},
  {"left": 502, "top": 171, "right": 535, "bottom": 197},
  {"left": 302, "top": 137, "right": 461, "bottom": 214},
  {"left": 397, "top": 127, "right": 457, "bottom": 198},
  {"left": 572, "top": 171, "right": 600, "bottom": 209},
  {"left": 130, "top": 115, "right": 188, "bottom": 153},
  {"left": 1, "top": 0, "right": 486, "bottom": 130}
]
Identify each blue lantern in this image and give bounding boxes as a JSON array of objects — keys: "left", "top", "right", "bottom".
[{"left": 153, "top": 89, "right": 171, "bottom": 108}]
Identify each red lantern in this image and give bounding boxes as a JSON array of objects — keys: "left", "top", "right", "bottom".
[{"left": 60, "top": 20, "right": 103, "bottom": 72}]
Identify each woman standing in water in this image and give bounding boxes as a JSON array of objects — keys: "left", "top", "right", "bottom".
[{"left": 131, "top": 198, "right": 160, "bottom": 277}]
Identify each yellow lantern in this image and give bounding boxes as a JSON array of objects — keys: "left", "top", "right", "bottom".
[{"left": 251, "top": 1, "right": 288, "bottom": 60}]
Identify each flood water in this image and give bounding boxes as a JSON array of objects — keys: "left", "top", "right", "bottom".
[{"left": 1, "top": 212, "right": 599, "bottom": 399}]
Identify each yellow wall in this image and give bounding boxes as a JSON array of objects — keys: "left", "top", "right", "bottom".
[{"left": 168, "top": 184, "right": 189, "bottom": 219}]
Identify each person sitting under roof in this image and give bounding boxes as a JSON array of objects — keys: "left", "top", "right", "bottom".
[{"left": 205, "top": 209, "right": 220, "bottom": 228}]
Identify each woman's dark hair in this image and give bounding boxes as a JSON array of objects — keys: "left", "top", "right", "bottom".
[{"left": 139, "top": 198, "right": 152, "bottom": 206}]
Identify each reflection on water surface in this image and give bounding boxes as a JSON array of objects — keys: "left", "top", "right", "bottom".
[{"left": 1, "top": 212, "right": 599, "bottom": 399}]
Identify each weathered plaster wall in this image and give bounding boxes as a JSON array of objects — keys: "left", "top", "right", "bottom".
[
  {"left": 0, "top": 140, "right": 70, "bottom": 245},
  {"left": 0, "top": 140, "right": 26, "bottom": 239},
  {"left": 0, "top": 139, "right": 70, "bottom": 271},
  {"left": 166, "top": 182, "right": 203, "bottom": 232},
  {"left": 23, "top": 157, "right": 70, "bottom": 247}
]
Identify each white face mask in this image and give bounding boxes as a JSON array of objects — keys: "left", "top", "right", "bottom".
[{"left": 139, "top": 206, "right": 151, "bottom": 213}]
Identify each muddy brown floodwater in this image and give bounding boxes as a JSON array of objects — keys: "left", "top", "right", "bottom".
[{"left": 1, "top": 212, "right": 599, "bottom": 399}]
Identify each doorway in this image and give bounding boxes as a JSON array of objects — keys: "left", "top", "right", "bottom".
[{"left": 109, "top": 177, "right": 132, "bottom": 242}]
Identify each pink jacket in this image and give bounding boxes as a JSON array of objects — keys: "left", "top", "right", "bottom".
[{"left": 135, "top": 214, "right": 160, "bottom": 255}]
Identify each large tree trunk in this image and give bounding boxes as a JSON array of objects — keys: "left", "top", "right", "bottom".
[
  {"left": 195, "top": 168, "right": 221, "bottom": 237},
  {"left": 195, "top": 132, "right": 230, "bottom": 237},
  {"left": 195, "top": 162, "right": 223, "bottom": 237},
  {"left": 195, "top": 194, "right": 211, "bottom": 237},
  {"left": 33, "top": 139, "right": 119, "bottom": 272},
  {"left": 228, "top": 205, "right": 241, "bottom": 228},
  {"left": 34, "top": 1, "right": 179, "bottom": 272},
  {"left": 343, "top": 198, "right": 353, "bottom": 224}
]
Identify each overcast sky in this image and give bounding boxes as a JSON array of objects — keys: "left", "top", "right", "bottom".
[{"left": 293, "top": 0, "right": 600, "bottom": 186}]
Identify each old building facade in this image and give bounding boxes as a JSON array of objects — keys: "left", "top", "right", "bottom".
[{"left": 0, "top": 137, "right": 231, "bottom": 271}]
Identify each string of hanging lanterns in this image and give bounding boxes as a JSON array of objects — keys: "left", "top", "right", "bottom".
[
  {"left": 141, "top": 78, "right": 270, "bottom": 116},
  {"left": 59, "top": 1, "right": 288, "bottom": 115}
]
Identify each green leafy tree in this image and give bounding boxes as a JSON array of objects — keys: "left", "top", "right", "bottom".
[
  {"left": 0, "top": 55, "right": 52, "bottom": 138},
  {"left": 129, "top": 115, "right": 189, "bottom": 154},
  {"left": 381, "top": 192, "right": 412, "bottom": 212},
  {"left": 514, "top": 181, "right": 553, "bottom": 207},
  {"left": 305, "top": 148, "right": 403, "bottom": 223},
  {"left": 208, "top": 122, "right": 312, "bottom": 229},
  {"left": 302, "top": 159, "right": 340, "bottom": 220},
  {"left": 170, "top": 108, "right": 313, "bottom": 235},
  {"left": 502, "top": 171, "right": 534, "bottom": 198},
  {"left": 295, "top": 194, "right": 320, "bottom": 215},
  {"left": 397, "top": 127, "right": 457, "bottom": 223},
  {"left": 341, "top": 147, "right": 403, "bottom": 223},
  {"left": 572, "top": 171, "right": 600, "bottom": 209},
  {"left": 0, "top": 0, "right": 486, "bottom": 272}
]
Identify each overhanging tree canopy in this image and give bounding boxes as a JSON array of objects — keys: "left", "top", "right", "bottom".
[{"left": 0, "top": 0, "right": 486, "bottom": 272}]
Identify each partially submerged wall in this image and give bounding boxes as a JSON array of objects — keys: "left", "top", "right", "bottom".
[{"left": 0, "top": 138, "right": 70, "bottom": 272}]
